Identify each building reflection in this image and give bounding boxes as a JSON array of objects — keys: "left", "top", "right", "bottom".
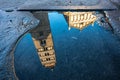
[
  {"left": 63, "top": 12, "right": 97, "bottom": 30},
  {"left": 30, "top": 11, "right": 97, "bottom": 69},
  {"left": 30, "top": 12, "right": 56, "bottom": 69}
]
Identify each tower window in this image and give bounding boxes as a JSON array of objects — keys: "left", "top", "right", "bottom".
[
  {"left": 40, "top": 40, "right": 46, "bottom": 46},
  {"left": 44, "top": 47, "right": 48, "bottom": 51},
  {"left": 46, "top": 58, "right": 50, "bottom": 61},
  {"left": 45, "top": 53, "right": 49, "bottom": 56}
]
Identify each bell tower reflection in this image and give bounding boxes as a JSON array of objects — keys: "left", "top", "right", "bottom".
[
  {"left": 30, "top": 11, "right": 97, "bottom": 69},
  {"left": 30, "top": 12, "right": 56, "bottom": 69}
]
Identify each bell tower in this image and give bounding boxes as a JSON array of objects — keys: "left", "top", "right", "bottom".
[{"left": 31, "top": 12, "right": 56, "bottom": 68}]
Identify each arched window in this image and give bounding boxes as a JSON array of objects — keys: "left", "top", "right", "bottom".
[
  {"left": 45, "top": 53, "right": 49, "bottom": 56},
  {"left": 40, "top": 40, "right": 46, "bottom": 46},
  {"left": 46, "top": 58, "right": 50, "bottom": 61}
]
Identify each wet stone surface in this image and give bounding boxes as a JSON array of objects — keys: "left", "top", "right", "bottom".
[
  {"left": 26, "top": 0, "right": 100, "bottom": 6},
  {"left": 0, "top": 10, "right": 39, "bottom": 80}
]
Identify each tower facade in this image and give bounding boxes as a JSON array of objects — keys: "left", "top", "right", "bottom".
[{"left": 31, "top": 12, "right": 56, "bottom": 68}]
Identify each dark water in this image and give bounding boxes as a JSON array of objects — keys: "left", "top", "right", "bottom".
[{"left": 14, "top": 12, "right": 120, "bottom": 80}]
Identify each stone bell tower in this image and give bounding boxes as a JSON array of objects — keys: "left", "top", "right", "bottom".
[{"left": 31, "top": 12, "right": 56, "bottom": 68}]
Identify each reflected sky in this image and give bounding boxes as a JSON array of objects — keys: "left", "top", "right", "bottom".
[{"left": 14, "top": 12, "right": 120, "bottom": 80}]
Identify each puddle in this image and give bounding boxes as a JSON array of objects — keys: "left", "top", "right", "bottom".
[{"left": 14, "top": 12, "right": 120, "bottom": 80}]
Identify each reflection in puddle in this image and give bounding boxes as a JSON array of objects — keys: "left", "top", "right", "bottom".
[
  {"left": 14, "top": 12, "right": 120, "bottom": 80},
  {"left": 30, "top": 11, "right": 97, "bottom": 69},
  {"left": 63, "top": 12, "right": 97, "bottom": 30},
  {"left": 31, "top": 12, "right": 56, "bottom": 69}
]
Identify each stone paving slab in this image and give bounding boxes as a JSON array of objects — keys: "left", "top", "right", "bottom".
[
  {"left": 18, "top": 0, "right": 117, "bottom": 11},
  {"left": 105, "top": 10, "right": 120, "bottom": 36}
]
